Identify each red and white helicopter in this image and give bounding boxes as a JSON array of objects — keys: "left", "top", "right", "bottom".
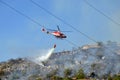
[{"left": 42, "top": 26, "right": 71, "bottom": 39}]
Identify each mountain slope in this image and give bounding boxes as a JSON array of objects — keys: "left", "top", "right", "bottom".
[{"left": 0, "top": 42, "right": 120, "bottom": 80}]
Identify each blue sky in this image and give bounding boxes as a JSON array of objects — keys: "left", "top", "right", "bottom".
[{"left": 0, "top": 0, "right": 120, "bottom": 61}]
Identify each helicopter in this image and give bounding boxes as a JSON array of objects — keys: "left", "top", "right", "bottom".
[{"left": 42, "top": 26, "right": 71, "bottom": 39}]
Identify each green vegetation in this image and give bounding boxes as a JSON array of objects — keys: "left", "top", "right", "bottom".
[
  {"left": 45, "top": 68, "right": 120, "bottom": 80},
  {"left": 1, "top": 66, "right": 120, "bottom": 80},
  {"left": 46, "top": 68, "right": 87, "bottom": 80},
  {"left": 0, "top": 58, "right": 120, "bottom": 80},
  {"left": 64, "top": 68, "right": 72, "bottom": 77},
  {"left": 46, "top": 69, "right": 58, "bottom": 79},
  {"left": 51, "top": 75, "right": 63, "bottom": 80},
  {"left": 112, "top": 74, "right": 120, "bottom": 80},
  {"left": 108, "top": 74, "right": 112, "bottom": 80},
  {"left": 1, "top": 65, "right": 120, "bottom": 80},
  {"left": 63, "top": 77, "right": 72, "bottom": 80},
  {"left": 75, "top": 68, "right": 85, "bottom": 79},
  {"left": 28, "top": 75, "right": 42, "bottom": 80}
]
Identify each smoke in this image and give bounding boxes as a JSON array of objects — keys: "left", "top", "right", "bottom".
[
  {"left": 37, "top": 42, "right": 120, "bottom": 77},
  {"left": 1, "top": 42, "right": 120, "bottom": 79},
  {"left": 36, "top": 48, "right": 55, "bottom": 61},
  {"left": 31, "top": 48, "right": 55, "bottom": 65}
]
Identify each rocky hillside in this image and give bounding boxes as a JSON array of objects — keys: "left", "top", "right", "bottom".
[{"left": 0, "top": 41, "right": 120, "bottom": 80}]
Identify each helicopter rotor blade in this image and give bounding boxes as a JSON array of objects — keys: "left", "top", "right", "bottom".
[
  {"left": 57, "top": 25, "right": 60, "bottom": 31},
  {"left": 61, "top": 31, "right": 72, "bottom": 32},
  {"left": 47, "top": 29, "right": 57, "bottom": 31}
]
